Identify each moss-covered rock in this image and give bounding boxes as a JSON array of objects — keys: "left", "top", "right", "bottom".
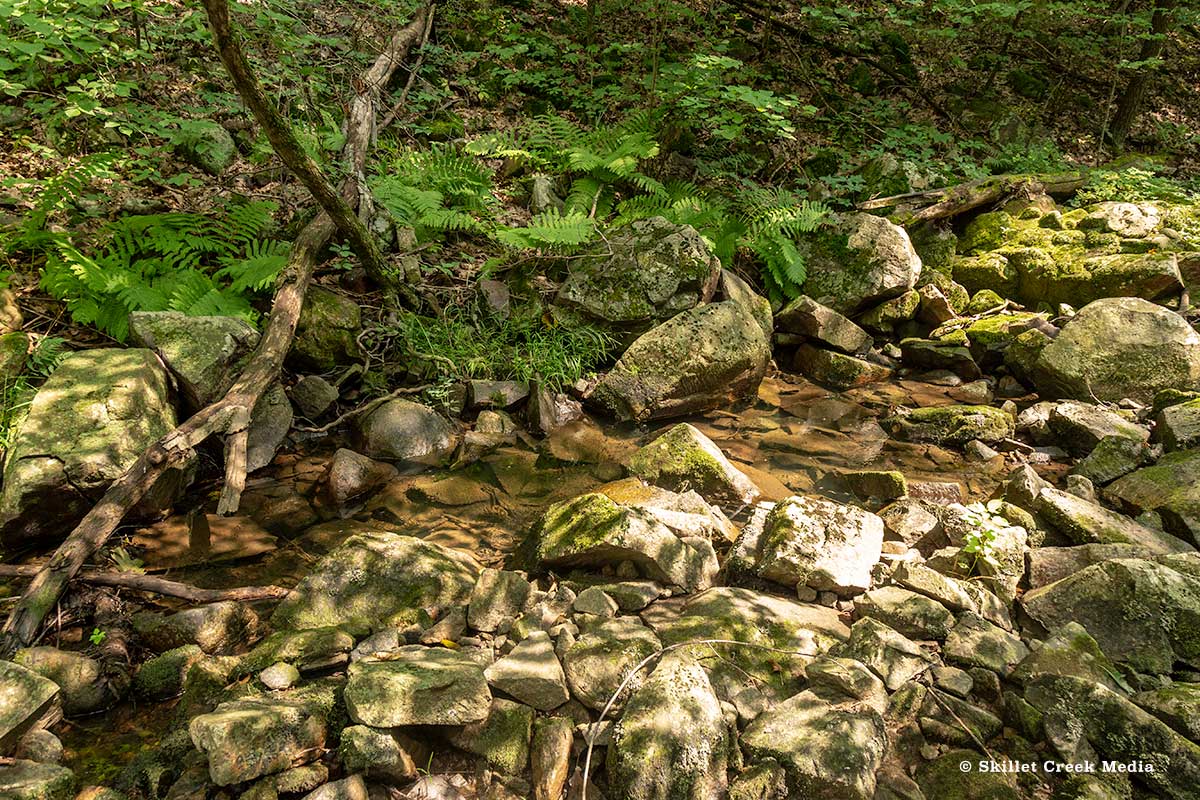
[
  {"left": 0, "top": 760, "right": 75, "bottom": 800},
  {"left": 853, "top": 586, "right": 955, "bottom": 640},
  {"left": 966, "top": 289, "right": 1005, "bottom": 315},
  {"left": 776, "top": 295, "right": 873, "bottom": 354},
  {"left": 792, "top": 344, "right": 892, "bottom": 390},
  {"left": 960, "top": 212, "right": 1017, "bottom": 254},
  {"left": 753, "top": 495, "right": 884, "bottom": 596},
  {"left": 345, "top": 646, "right": 491, "bottom": 727},
  {"left": 858, "top": 289, "right": 921, "bottom": 335},
  {"left": 234, "top": 627, "right": 355, "bottom": 678},
  {"left": 1107, "top": 448, "right": 1200, "bottom": 539},
  {"left": 288, "top": 287, "right": 363, "bottom": 371},
  {"left": 629, "top": 423, "right": 759, "bottom": 510},
  {"left": 338, "top": 725, "right": 418, "bottom": 782},
  {"left": 886, "top": 404, "right": 1014, "bottom": 445},
  {"left": 448, "top": 698, "right": 533, "bottom": 776},
  {"left": 798, "top": 213, "right": 923, "bottom": 314},
  {"left": 1132, "top": 682, "right": 1200, "bottom": 742},
  {"left": 916, "top": 749, "right": 1020, "bottom": 800},
  {"left": 562, "top": 617, "right": 661, "bottom": 713},
  {"left": 900, "top": 337, "right": 981, "bottom": 379},
  {"left": 133, "top": 645, "right": 204, "bottom": 701},
  {"left": 174, "top": 120, "right": 236, "bottom": 176},
  {"left": 188, "top": 692, "right": 328, "bottom": 786}
]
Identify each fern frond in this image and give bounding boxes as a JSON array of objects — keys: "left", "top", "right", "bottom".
[{"left": 494, "top": 209, "right": 596, "bottom": 251}]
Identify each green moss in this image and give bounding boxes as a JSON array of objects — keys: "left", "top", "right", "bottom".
[
  {"left": 889, "top": 405, "right": 1014, "bottom": 445},
  {"left": 844, "top": 470, "right": 907, "bottom": 500},
  {"left": 963, "top": 312, "right": 1040, "bottom": 350},
  {"left": 134, "top": 645, "right": 203, "bottom": 700},
  {"left": 534, "top": 492, "right": 626, "bottom": 561},
  {"left": 450, "top": 699, "right": 533, "bottom": 775},
  {"left": 966, "top": 289, "right": 1005, "bottom": 315},
  {"left": 234, "top": 627, "right": 355, "bottom": 679},
  {"left": 960, "top": 211, "right": 1016, "bottom": 254}
]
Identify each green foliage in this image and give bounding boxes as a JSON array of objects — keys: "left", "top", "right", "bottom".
[
  {"left": 958, "top": 500, "right": 1010, "bottom": 571},
  {"left": 1074, "top": 168, "right": 1196, "bottom": 206},
  {"left": 386, "top": 309, "right": 618, "bottom": 391},
  {"left": 40, "top": 202, "right": 287, "bottom": 340},
  {"left": 89, "top": 628, "right": 107, "bottom": 646},
  {"left": 371, "top": 144, "right": 498, "bottom": 242},
  {"left": 0, "top": 335, "right": 67, "bottom": 454},
  {"left": 494, "top": 209, "right": 597, "bottom": 251}
]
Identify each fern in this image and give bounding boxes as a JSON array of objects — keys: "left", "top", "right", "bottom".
[
  {"left": 371, "top": 144, "right": 497, "bottom": 243},
  {"left": 495, "top": 209, "right": 596, "bottom": 250},
  {"left": 41, "top": 200, "right": 286, "bottom": 340}
]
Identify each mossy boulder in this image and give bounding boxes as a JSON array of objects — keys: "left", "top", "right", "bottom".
[
  {"left": 916, "top": 749, "right": 1020, "bottom": 800},
  {"left": 270, "top": 530, "right": 480, "bottom": 632},
  {"left": 607, "top": 656, "right": 729, "bottom": 800},
  {"left": 554, "top": 217, "right": 720, "bottom": 338},
  {"left": 0, "top": 660, "right": 60, "bottom": 752},
  {"left": 629, "top": 423, "right": 759, "bottom": 511},
  {"left": 345, "top": 646, "right": 491, "bottom": 727},
  {"left": 886, "top": 404, "right": 1014, "bottom": 445},
  {"left": 857, "top": 289, "right": 920, "bottom": 335},
  {"left": 355, "top": 398, "right": 459, "bottom": 466},
  {"left": 590, "top": 297, "right": 770, "bottom": 422},
  {"left": 1107, "top": 448, "right": 1200, "bottom": 540},
  {"left": 0, "top": 760, "right": 75, "bottom": 800},
  {"left": 447, "top": 698, "right": 533, "bottom": 776},
  {"left": 798, "top": 213, "right": 923, "bottom": 314},
  {"left": 900, "top": 336, "right": 981, "bottom": 380},
  {"left": 562, "top": 617, "right": 661, "bottom": 713},
  {"left": 1132, "top": 682, "right": 1200, "bottom": 742},
  {"left": 1157, "top": 399, "right": 1200, "bottom": 452},
  {"left": 133, "top": 645, "right": 204, "bottom": 701},
  {"left": 13, "top": 647, "right": 123, "bottom": 717},
  {"left": 776, "top": 295, "right": 872, "bottom": 354},
  {"left": 966, "top": 289, "right": 1005, "bottom": 315},
  {"left": 960, "top": 211, "right": 1017, "bottom": 254},
  {"left": 288, "top": 287, "right": 363, "bottom": 371},
  {"left": 0, "top": 349, "right": 187, "bottom": 547},
  {"left": 753, "top": 495, "right": 884, "bottom": 596},
  {"left": 1032, "top": 298, "right": 1200, "bottom": 404},
  {"left": 792, "top": 345, "right": 892, "bottom": 390},
  {"left": 1034, "top": 487, "right": 1192, "bottom": 554},
  {"left": 853, "top": 586, "right": 955, "bottom": 640},
  {"left": 175, "top": 120, "right": 236, "bottom": 176},
  {"left": 133, "top": 600, "right": 261, "bottom": 655},
  {"left": 233, "top": 627, "right": 355, "bottom": 679}
]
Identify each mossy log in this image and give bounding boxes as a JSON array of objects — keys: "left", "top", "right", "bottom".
[{"left": 859, "top": 171, "right": 1090, "bottom": 223}]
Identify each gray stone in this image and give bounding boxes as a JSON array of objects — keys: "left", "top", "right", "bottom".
[
  {"left": 447, "top": 698, "right": 533, "bottom": 775},
  {"left": 1010, "top": 621, "right": 1124, "bottom": 691},
  {"left": 484, "top": 631, "right": 569, "bottom": 711},
  {"left": 942, "top": 612, "right": 1028, "bottom": 674},
  {"left": 753, "top": 495, "right": 884, "bottom": 596},
  {"left": 900, "top": 337, "right": 980, "bottom": 380},
  {"left": 321, "top": 448, "right": 398, "bottom": 508},
  {"left": 1107, "top": 448, "right": 1200, "bottom": 542},
  {"left": 932, "top": 665, "right": 973, "bottom": 698},
  {"left": 1072, "top": 434, "right": 1154, "bottom": 485},
  {"left": 290, "top": 375, "right": 338, "bottom": 419},
  {"left": 338, "top": 725, "right": 419, "bottom": 782},
  {"left": 189, "top": 694, "right": 327, "bottom": 786},
  {"left": 0, "top": 660, "right": 60, "bottom": 752},
  {"left": 776, "top": 296, "right": 872, "bottom": 354},
  {"left": 289, "top": 287, "right": 362, "bottom": 371},
  {"left": 345, "top": 647, "right": 491, "bottom": 726},
  {"left": 1048, "top": 401, "right": 1147, "bottom": 455},
  {"left": 13, "top": 729, "right": 62, "bottom": 765},
  {"left": 467, "top": 380, "right": 529, "bottom": 409},
  {"left": 834, "top": 617, "right": 935, "bottom": 691},
  {"left": 13, "top": 648, "right": 122, "bottom": 717},
  {"left": 300, "top": 776, "right": 369, "bottom": 800},
  {"left": 1133, "top": 682, "right": 1200, "bottom": 742},
  {"left": 1035, "top": 487, "right": 1193, "bottom": 554},
  {"left": 563, "top": 617, "right": 661, "bottom": 713},
  {"left": 1028, "top": 543, "right": 1159, "bottom": 588},
  {"left": 853, "top": 586, "right": 955, "bottom": 640},
  {"left": 798, "top": 212, "right": 923, "bottom": 314},
  {"left": 355, "top": 399, "right": 458, "bottom": 465},
  {"left": 886, "top": 404, "right": 1014, "bottom": 445},
  {"left": 0, "top": 760, "right": 74, "bottom": 800},
  {"left": 629, "top": 423, "right": 759, "bottom": 511},
  {"left": 134, "top": 601, "right": 260, "bottom": 655},
  {"left": 468, "top": 569, "right": 533, "bottom": 633},
  {"left": 259, "top": 663, "right": 300, "bottom": 691},
  {"left": 791, "top": 344, "right": 892, "bottom": 391},
  {"left": 1157, "top": 399, "right": 1200, "bottom": 452},
  {"left": 572, "top": 587, "right": 618, "bottom": 617}
]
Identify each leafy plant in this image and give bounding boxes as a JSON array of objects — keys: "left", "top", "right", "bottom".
[
  {"left": 1074, "top": 167, "right": 1195, "bottom": 206},
  {"left": 370, "top": 144, "right": 498, "bottom": 243},
  {"left": 957, "top": 500, "right": 1011, "bottom": 571},
  {"left": 89, "top": 627, "right": 107, "bottom": 646}
]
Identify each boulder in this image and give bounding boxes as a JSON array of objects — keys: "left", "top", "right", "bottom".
[
  {"left": 886, "top": 405, "right": 1014, "bottom": 445},
  {"left": 468, "top": 568, "right": 533, "bottom": 633},
  {"left": 133, "top": 601, "right": 260, "bottom": 655},
  {"left": 447, "top": 698, "right": 533, "bottom": 775},
  {"left": 525, "top": 492, "right": 717, "bottom": 592},
  {"left": 607, "top": 656, "right": 729, "bottom": 800},
  {"left": 554, "top": 217, "right": 720, "bottom": 337},
  {"left": 13, "top": 648, "right": 123, "bottom": 717},
  {"left": 531, "top": 717, "right": 573, "bottom": 800},
  {"left": 1133, "top": 683, "right": 1200, "bottom": 742},
  {"left": 741, "top": 687, "right": 887, "bottom": 800},
  {"left": 791, "top": 345, "right": 892, "bottom": 390},
  {"left": 0, "top": 348, "right": 187, "bottom": 546},
  {"left": 290, "top": 374, "right": 339, "bottom": 418},
  {"left": 1048, "top": 401, "right": 1147, "bottom": 455},
  {"left": 798, "top": 213, "right": 922, "bottom": 314},
  {"left": 484, "top": 631, "right": 569, "bottom": 711},
  {"left": 833, "top": 617, "right": 936, "bottom": 691},
  {"left": 321, "top": 449, "right": 398, "bottom": 509},
  {"left": 175, "top": 119, "right": 236, "bottom": 175},
  {"left": 562, "top": 617, "right": 661, "bottom": 713},
  {"left": 1079, "top": 201, "right": 1163, "bottom": 238},
  {"left": 1035, "top": 487, "right": 1193, "bottom": 554},
  {"left": 589, "top": 297, "right": 770, "bottom": 422},
  {"left": 1010, "top": 621, "right": 1123, "bottom": 691},
  {"left": 338, "top": 725, "right": 420, "bottom": 782},
  {"left": 1072, "top": 435, "right": 1154, "bottom": 485},
  {"left": 1032, "top": 297, "right": 1200, "bottom": 404},
  {"left": 751, "top": 495, "right": 884, "bottom": 596},
  {"left": 189, "top": 694, "right": 327, "bottom": 786},
  {"left": 1021, "top": 557, "right": 1200, "bottom": 673},
  {"left": 942, "top": 612, "right": 1028, "bottom": 674},
  {"left": 776, "top": 296, "right": 872, "bottom": 354},
  {"left": 345, "top": 647, "right": 491, "bottom": 726},
  {"left": 0, "top": 760, "right": 74, "bottom": 800},
  {"left": 1107, "top": 448, "right": 1200, "bottom": 542},
  {"left": 899, "top": 336, "right": 981, "bottom": 380},
  {"left": 916, "top": 749, "right": 1020, "bottom": 800},
  {"left": 1026, "top": 674, "right": 1200, "bottom": 800},
  {"left": 628, "top": 423, "right": 759, "bottom": 511},
  {"left": 1028, "top": 543, "right": 1160, "bottom": 588},
  {"left": 1157, "top": 399, "right": 1200, "bottom": 452},
  {"left": 858, "top": 290, "right": 920, "bottom": 335},
  {"left": 271, "top": 530, "right": 480, "bottom": 631},
  {"left": 288, "top": 287, "right": 362, "bottom": 371},
  {"left": 853, "top": 586, "right": 955, "bottom": 640},
  {"left": 355, "top": 399, "right": 458, "bottom": 465},
  {"left": 0, "top": 660, "right": 60, "bottom": 752}
]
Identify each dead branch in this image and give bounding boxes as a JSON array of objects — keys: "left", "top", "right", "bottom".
[
  {"left": 0, "top": 564, "right": 289, "bottom": 603},
  {"left": 858, "top": 170, "right": 1090, "bottom": 222},
  {"left": 0, "top": 5, "right": 433, "bottom": 655}
]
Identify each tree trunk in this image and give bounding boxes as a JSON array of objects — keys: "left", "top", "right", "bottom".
[{"left": 1109, "top": 0, "right": 1176, "bottom": 149}]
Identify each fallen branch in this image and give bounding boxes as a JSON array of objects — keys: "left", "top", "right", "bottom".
[
  {"left": 859, "top": 171, "right": 1089, "bottom": 222},
  {"left": 295, "top": 384, "right": 430, "bottom": 434},
  {"left": 0, "top": 565, "right": 288, "bottom": 603},
  {"left": 0, "top": 5, "right": 433, "bottom": 655}
]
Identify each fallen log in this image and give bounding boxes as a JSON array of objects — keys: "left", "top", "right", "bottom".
[
  {"left": 0, "top": 565, "right": 288, "bottom": 603},
  {"left": 0, "top": 4, "right": 433, "bottom": 655},
  {"left": 858, "top": 170, "right": 1090, "bottom": 223}
]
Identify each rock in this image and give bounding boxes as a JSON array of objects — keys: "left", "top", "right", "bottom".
[
  {"left": 833, "top": 617, "right": 935, "bottom": 690},
  {"left": 1157, "top": 399, "right": 1200, "bottom": 452},
  {"left": 448, "top": 698, "right": 533, "bottom": 775},
  {"left": 134, "top": 646, "right": 205, "bottom": 701},
  {"left": 469, "top": 569, "right": 533, "bottom": 633},
  {"left": 0, "top": 331, "right": 28, "bottom": 383},
  {"left": 526, "top": 492, "right": 717, "bottom": 593},
  {"left": 741, "top": 687, "right": 886, "bottom": 800},
  {"left": 484, "top": 631, "right": 569, "bottom": 711},
  {"left": 527, "top": 385, "right": 584, "bottom": 436},
  {"left": 1010, "top": 621, "right": 1123, "bottom": 691},
  {"left": 590, "top": 298, "right": 770, "bottom": 422},
  {"left": 0, "top": 760, "right": 75, "bottom": 800},
  {"left": 189, "top": 694, "right": 327, "bottom": 786},
  {"left": 751, "top": 495, "right": 884, "bottom": 596},
  {"left": 0, "top": 348, "right": 186, "bottom": 546},
  {"left": 338, "top": 725, "right": 420, "bottom": 782},
  {"left": 355, "top": 399, "right": 458, "bottom": 465},
  {"left": 1026, "top": 674, "right": 1200, "bottom": 799},
  {"left": 890, "top": 561, "right": 976, "bottom": 615},
  {"left": 290, "top": 375, "right": 338, "bottom": 418},
  {"left": 0, "top": 286, "right": 23, "bottom": 334},
  {"left": 134, "top": 601, "right": 260, "bottom": 655},
  {"left": 554, "top": 217, "right": 720, "bottom": 337},
  {"left": 843, "top": 470, "right": 907, "bottom": 501},
  {"left": 0, "top": 660, "right": 61, "bottom": 751},
  {"left": 321, "top": 449, "right": 398, "bottom": 509},
  {"left": 1032, "top": 297, "right": 1200, "bottom": 404},
  {"left": 271, "top": 530, "right": 480, "bottom": 631},
  {"left": 13, "top": 648, "right": 122, "bottom": 717},
  {"left": 791, "top": 344, "right": 892, "bottom": 390},
  {"left": 798, "top": 213, "right": 923, "bottom": 314},
  {"left": 562, "top": 618, "right": 661, "bottom": 713},
  {"left": 1021, "top": 557, "right": 1200, "bottom": 673},
  {"left": 573, "top": 587, "right": 618, "bottom": 617},
  {"left": 1107, "top": 448, "right": 1200, "bottom": 541},
  {"left": 1048, "top": 401, "right": 1147, "bottom": 455},
  {"left": 607, "top": 656, "right": 728, "bottom": 800},
  {"left": 853, "top": 586, "right": 955, "bottom": 640},
  {"left": 886, "top": 405, "right": 1014, "bottom": 445},
  {"left": 878, "top": 499, "right": 943, "bottom": 550},
  {"left": 776, "top": 296, "right": 871, "bottom": 354},
  {"left": 1036, "top": 487, "right": 1193, "bottom": 554},
  {"left": 1028, "top": 543, "right": 1160, "bottom": 588},
  {"left": 175, "top": 119, "right": 236, "bottom": 175},
  {"left": 259, "top": 663, "right": 300, "bottom": 691},
  {"left": 917, "top": 284, "right": 957, "bottom": 325},
  {"left": 531, "top": 717, "right": 573, "bottom": 800},
  {"left": 467, "top": 380, "right": 529, "bottom": 409},
  {"left": 345, "top": 646, "right": 491, "bottom": 726},
  {"left": 1080, "top": 202, "right": 1163, "bottom": 238},
  {"left": 1072, "top": 435, "right": 1153, "bottom": 485},
  {"left": 943, "top": 612, "right": 1028, "bottom": 674},
  {"left": 237, "top": 627, "right": 355, "bottom": 677},
  {"left": 933, "top": 665, "right": 973, "bottom": 698},
  {"left": 858, "top": 290, "right": 920, "bottom": 335},
  {"left": 916, "top": 749, "right": 1020, "bottom": 800},
  {"left": 300, "top": 776, "right": 368, "bottom": 800},
  {"left": 289, "top": 287, "right": 362, "bottom": 371},
  {"left": 1133, "top": 683, "right": 1200, "bottom": 741},
  {"left": 918, "top": 688, "right": 1002, "bottom": 745},
  {"left": 628, "top": 423, "right": 759, "bottom": 511},
  {"left": 900, "top": 336, "right": 981, "bottom": 380},
  {"left": 13, "top": 729, "right": 62, "bottom": 764}
]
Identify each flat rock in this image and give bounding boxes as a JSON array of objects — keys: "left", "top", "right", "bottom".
[
  {"left": 345, "top": 647, "right": 491, "bottom": 727},
  {"left": 776, "top": 296, "right": 872, "bottom": 354},
  {"left": 629, "top": 423, "right": 759, "bottom": 511},
  {"left": 484, "top": 631, "right": 569, "bottom": 711},
  {"left": 0, "top": 760, "right": 74, "bottom": 800},
  {"left": 189, "top": 694, "right": 327, "bottom": 786},
  {"left": 886, "top": 404, "right": 1014, "bottom": 445},
  {"left": 562, "top": 618, "right": 661, "bottom": 713},
  {"left": 1035, "top": 487, "right": 1193, "bottom": 554},
  {"left": 834, "top": 617, "right": 935, "bottom": 691},
  {"left": 942, "top": 612, "right": 1028, "bottom": 675},
  {"left": 853, "top": 586, "right": 955, "bottom": 640},
  {"left": 468, "top": 568, "right": 533, "bottom": 633}
]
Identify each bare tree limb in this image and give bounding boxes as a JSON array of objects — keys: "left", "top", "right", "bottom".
[
  {"left": 0, "top": 564, "right": 289, "bottom": 603},
  {"left": 858, "top": 170, "right": 1090, "bottom": 222},
  {"left": 0, "top": 5, "right": 433, "bottom": 655}
]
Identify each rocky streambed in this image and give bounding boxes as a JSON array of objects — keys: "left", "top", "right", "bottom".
[{"left": 3, "top": 195, "right": 1200, "bottom": 800}]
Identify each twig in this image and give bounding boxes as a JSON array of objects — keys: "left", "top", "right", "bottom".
[
  {"left": 296, "top": 384, "right": 430, "bottom": 433},
  {"left": 0, "top": 565, "right": 288, "bottom": 603}
]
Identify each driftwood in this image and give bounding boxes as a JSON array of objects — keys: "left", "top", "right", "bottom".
[
  {"left": 0, "top": 565, "right": 288, "bottom": 603},
  {"left": 858, "top": 171, "right": 1090, "bottom": 223},
  {"left": 0, "top": 4, "right": 432, "bottom": 655}
]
